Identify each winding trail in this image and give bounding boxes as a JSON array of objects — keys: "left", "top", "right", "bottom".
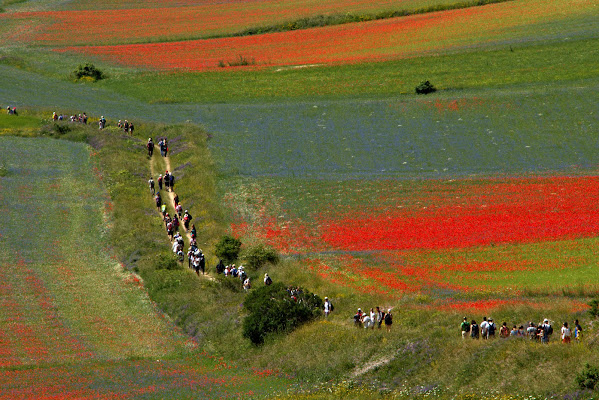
[{"left": 149, "top": 150, "right": 214, "bottom": 281}]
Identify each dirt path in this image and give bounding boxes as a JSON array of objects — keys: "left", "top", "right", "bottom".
[{"left": 150, "top": 152, "right": 213, "bottom": 281}]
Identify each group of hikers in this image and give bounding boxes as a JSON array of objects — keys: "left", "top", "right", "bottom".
[
  {"left": 117, "top": 120, "right": 135, "bottom": 135},
  {"left": 6, "top": 106, "right": 17, "bottom": 115},
  {"left": 52, "top": 111, "right": 88, "bottom": 123},
  {"left": 460, "top": 316, "right": 583, "bottom": 344},
  {"left": 149, "top": 170, "right": 176, "bottom": 195},
  {"left": 353, "top": 307, "right": 394, "bottom": 332},
  {"left": 213, "top": 261, "right": 274, "bottom": 292}
]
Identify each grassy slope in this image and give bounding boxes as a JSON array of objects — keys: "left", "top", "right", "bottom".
[
  {"left": 95, "top": 37, "right": 599, "bottom": 104},
  {"left": 0, "top": 122, "right": 291, "bottom": 398}
]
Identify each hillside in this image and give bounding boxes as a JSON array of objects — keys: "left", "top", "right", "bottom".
[{"left": 1, "top": 0, "right": 599, "bottom": 398}]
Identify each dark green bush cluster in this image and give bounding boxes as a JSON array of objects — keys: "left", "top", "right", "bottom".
[
  {"left": 415, "top": 80, "right": 437, "bottom": 95},
  {"left": 72, "top": 63, "right": 105, "bottom": 81},
  {"left": 242, "top": 282, "right": 323, "bottom": 345},
  {"left": 576, "top": 363, "right": 599, "bottom": 390},
  {"left": 214, "top": 235, "right": 242, "bottom": 264},
  {"left": 243, "top": 244, "right": 279, "bottom": 271}
]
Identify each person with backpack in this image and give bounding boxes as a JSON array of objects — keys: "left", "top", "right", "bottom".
[
  {"left": 155, "top": 192, "right": 162, "bottom": 208},
  {"left": 540, "top": 319, "right": 552, "bottom": 344},
  {"left": 264, "top": 273, "right": 272, "bottom": 286},
  {"left": 243, "top": 277, "right": 251, "bottom": 291},
  {"left": 354, "top": 308, "right": 363, "bottom": 327},
  {"left": 499, "top": 322, "right": 510, "bottom": 338},
  {"left": 384, "top": 309, "right": 393, "bottom": 332},
  {"left": 487, "top": 318, "right": 496, "bottom": 339},
  {"left": 199, "top": 252, "right": 205, "bottom": 275},
  {"left": 470, "top": 320, "right": 479, "bottom": 339},
  {"left": 147, "top": 138, "right": 154, "bottom": 157},
  {"left": 158, "top": 174, "right": 163, "bottom": 190},
  {"left": 460, "top": 317, "right": 471, "bottom": 339},
  {"left": 164, "top": 171, "right": 170, "bottom": 192},
  {"left": 183, "top": 210, "right": 192, "bottom": 230},
  {"left": 129, "top": 122, "right": 134, "bottom": 135},
  {"left": 169, "top": 173, "right": 175, "bottom": 191}
]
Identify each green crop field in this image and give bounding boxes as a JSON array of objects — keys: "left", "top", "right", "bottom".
[{"left": 1, "top": 0, "right": 599, "bottom": 397}]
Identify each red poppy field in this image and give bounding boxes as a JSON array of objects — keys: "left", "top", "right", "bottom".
[
  {"left": 1, "top": 0, "right": 467, "bottom": 45},
  {"left": 52, "top": 0, "right": 595, "bottom": 70},
  {"left": 227, "top": 176, "right": 599, "bottom": 299}
]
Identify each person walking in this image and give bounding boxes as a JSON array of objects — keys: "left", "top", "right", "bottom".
[
  {"left": 460, "top": 317, "right": 471, "bottom": 339},
  {"left": 574, "top": 319, "right": 583, "bottom": 342},
  {"left": 147, "top": 138, "right": 154, "bottom": 157},
  {"left": 164, "top": 171, "right": 170, "bottom": 192},
  {"left": 376, "top": 306, "right": 384, "bottom": 329},
  {"left": 148, "top": 177, "right": 155, "bottom": 195},
  {"left": 480, "top": 317, "right": 489, "bottom": 340},
  {"left": 324, "top": 297, "right": 333, "bottom": 317},
  {"left": 470, "top": 320, "right": 479, "bottom": 339},
  {"left": 561, "top": 322, "right": 571, "bottom": 344},
  {"left": 264, "top": 273, "right": 272, "bottom": 285},
  {"left": 384, "top": 309, "right": 393, "bottom": 332},
  {"left": 158, "top": 174, "right": 163, "bottom": 190}
]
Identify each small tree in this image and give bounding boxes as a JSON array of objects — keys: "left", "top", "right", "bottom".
[
  {"left": 242, "top": 282, "right": 323, "bottom": 345},
  {"left": 576, "top": 363, "right": 599, "bottom": 390},
  {"left": 243, "top": 244, "right": 279, "bottom": 271},
  {"left": 72, "top": 63, "right": 105, "bottom": 81},
  {"left": 214, "top": 235, "right": 242, "bottom": 264},
  {"left": 415, "top": 80, "right": 436, "bottom": 95}
]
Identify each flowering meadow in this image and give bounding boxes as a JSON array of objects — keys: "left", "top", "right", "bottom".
[
  {"left": 52, "top": 0, "right": 596, "bottom": 70},
  {"left": 3, "top": 0, "right": 476, "bottom": 45},
  {"left": 225, "top": 174, "right": 599, "bottom": 300},
  {"left": 0, "top": 136, "right": 287, "bottom": 398}
]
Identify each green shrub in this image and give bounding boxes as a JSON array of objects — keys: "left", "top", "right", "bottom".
[
  {"left": 415, "top": 80, "right": 437, "bottom": 94},
  {"left": 243, "top": 244, "right": 279, "bottom": 271},
  {"left": 576, "top": 363, "right": 599, "bottom": 390},
  {"left": 242, "top": 282, "right": 323, "bottom": 345},
  {"left": 72, "top": 63, "right": 105, "bottom": 81},
  {"left": 589, "top": 299, "right": 599, "bottom": 318},
  {"left": 214, "top": 235, "right": 242, "bottom": 264},
  {"left": 154, "top": 253, "right": 183, "bottom": 271}
]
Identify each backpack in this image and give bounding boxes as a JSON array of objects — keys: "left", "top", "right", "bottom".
[
  {"left": 488, "top": 323, "right": 496, "bottom": 336},
  {"left": 330, "top": 302, "right": 334, "bottom": 311},
  {"left": 265, "top": 276, "right": 272, "bottom": 285},
  {"left": 546, "top": 324, "right": 553, "bottom": 336},
  {"left": 384, "top": 313, "right": 392, "bottom": 324}
]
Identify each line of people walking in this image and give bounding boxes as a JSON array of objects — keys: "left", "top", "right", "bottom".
[{"left": 460, "top": 316, "right": 582, "bottom": 344}]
